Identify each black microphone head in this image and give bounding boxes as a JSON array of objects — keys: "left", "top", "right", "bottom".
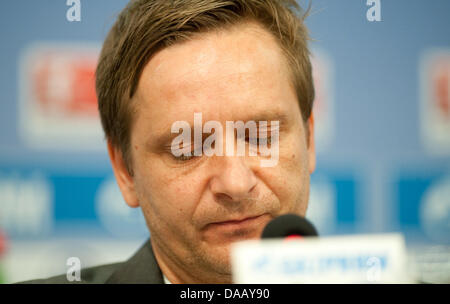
[{"left": 261, "top": 213, "right": 318, "bottom": 238}]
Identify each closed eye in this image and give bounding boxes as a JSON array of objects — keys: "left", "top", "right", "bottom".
[
  {"left": 247, "top": 137, "right": 272, "bottom": 145},
  {"left": 173, "top": 154, "right": 196, "bottom": 162}
]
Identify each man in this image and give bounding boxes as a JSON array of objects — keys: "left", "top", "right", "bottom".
[{"left": 24, "top": 0, "right": 315, "bottom": 284}]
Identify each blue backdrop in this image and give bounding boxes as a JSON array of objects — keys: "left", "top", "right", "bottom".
[{"left": 0, "top": 1, "right": 449, "bottom": 253}]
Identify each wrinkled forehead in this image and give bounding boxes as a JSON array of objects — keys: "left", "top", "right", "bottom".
[
  {"left": 132, "top": 21, "right": 299, "bottom": 135},
  {"left": 146, "top": 21, "right": 289, "bottom": 77}
]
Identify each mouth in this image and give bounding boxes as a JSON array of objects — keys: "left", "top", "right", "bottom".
[
  {"left": 204, "top": 213, "right": 271, "bottom": 237},
  {"left": 213, "top": 214, "right": 265, "bottom": 225}
]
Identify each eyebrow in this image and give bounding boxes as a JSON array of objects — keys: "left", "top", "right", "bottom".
[
  {"left": 243, "top": 112, "right": 289, "bottom": 126},
  {"left": 149, "top": 111, "right": 290, "bottom": 150}
]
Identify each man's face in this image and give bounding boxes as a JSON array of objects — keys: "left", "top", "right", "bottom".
[{"left": 110, "top": 21, "right": 315, "bottom": 283}]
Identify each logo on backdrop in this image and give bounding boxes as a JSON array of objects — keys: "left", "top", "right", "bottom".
[
  {"left": 420, "top": 49, "right": 450, "bottom": 154},
  {"left": 306, "top": 180, "right": 336, "bottom": 235},
  {"left": 310, "top": 49, "right": 334, "bottom": 152},
  {"left": 0, "top": 171, "right": 52, "bottom": 236},
  {"left": 420, "top": 176, "right": 450, "bottom": 244},
  {"left": 18, "top": 43, "right": 103, "bottom": 151},
  {"left": 95, "top": 178, "right": 148, "bottom": 237}
]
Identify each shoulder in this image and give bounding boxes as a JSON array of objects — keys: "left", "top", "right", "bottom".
[
  {"left": 16, "top": 239, "right": 164, "bottom": 284},
  {"left": 18, "top": 262, "right": 124, "bottom": 284}
]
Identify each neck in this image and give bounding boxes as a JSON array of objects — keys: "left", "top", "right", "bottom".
[{"left": 151, "top": 238, "right": 232, "bottom": 284}]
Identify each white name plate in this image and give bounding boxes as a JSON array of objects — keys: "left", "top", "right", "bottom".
[{"left": 231, "top": 233, "right": 413, "bottom": 283}]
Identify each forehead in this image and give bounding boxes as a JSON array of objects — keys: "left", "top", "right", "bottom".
[{"left": 134, "top": 21, "right": 299, "bottom": 135}]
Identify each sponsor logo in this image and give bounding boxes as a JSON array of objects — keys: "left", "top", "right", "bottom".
[
  {"left": 420, "top": 176, "right": 450, "bottom": 244},
  {"left": 420, "top": 49, "right": 450, "bottom": 154},
  {"left": 18, "top": 43, "right": 103, "bottom": 150},
  {"left": 95, "top": 178, "right": 148, "bottom": 237},
  {"left": 0, "top": 171, "right": 52, "bottom": 236},
  {"left": 307, "top": 180, "right": 336, "bottom": 235}
]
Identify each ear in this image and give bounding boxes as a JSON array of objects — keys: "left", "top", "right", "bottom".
[
  {"left": 306, "top": 112, "right": 316, "bottom": 174},
  {"left": 107, "top": 141, "right": 140, "bottom": 208}
]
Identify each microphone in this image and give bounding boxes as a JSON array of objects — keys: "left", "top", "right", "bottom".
[
  {"left": 231, "top": 213, "right": 412, "bottom": 283},
  {"left": 261, "top": 213, "right": 318, "bottom": 239}
]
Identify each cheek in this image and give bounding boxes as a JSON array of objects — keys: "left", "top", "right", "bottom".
[
  {"left": 267, "top": 136, "right": 310, "bottom": 209},
  {"left": 133, "top": 161, "right": 203, "bottom": 226},
  {"left": 276, "top": 152, "right": 306, "bottom": 192},
  {"left": 278, "top": 132, "right": 309, "bottom": 176}
]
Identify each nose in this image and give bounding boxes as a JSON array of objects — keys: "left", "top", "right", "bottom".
[{"left": 209, "top": 156, "right": 257, "bottom": 203}]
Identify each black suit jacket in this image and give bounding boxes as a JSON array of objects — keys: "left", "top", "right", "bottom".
[{"left": 19, "top": 239, "right": 164, "bottom": 284}]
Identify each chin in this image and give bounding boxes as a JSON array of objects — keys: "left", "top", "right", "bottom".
[
  {"left": 207, "top": 233, "right": 262, "bottom": 274},
  {"left": 202, "top": 240, "right": 240, "bottom": 274}
]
